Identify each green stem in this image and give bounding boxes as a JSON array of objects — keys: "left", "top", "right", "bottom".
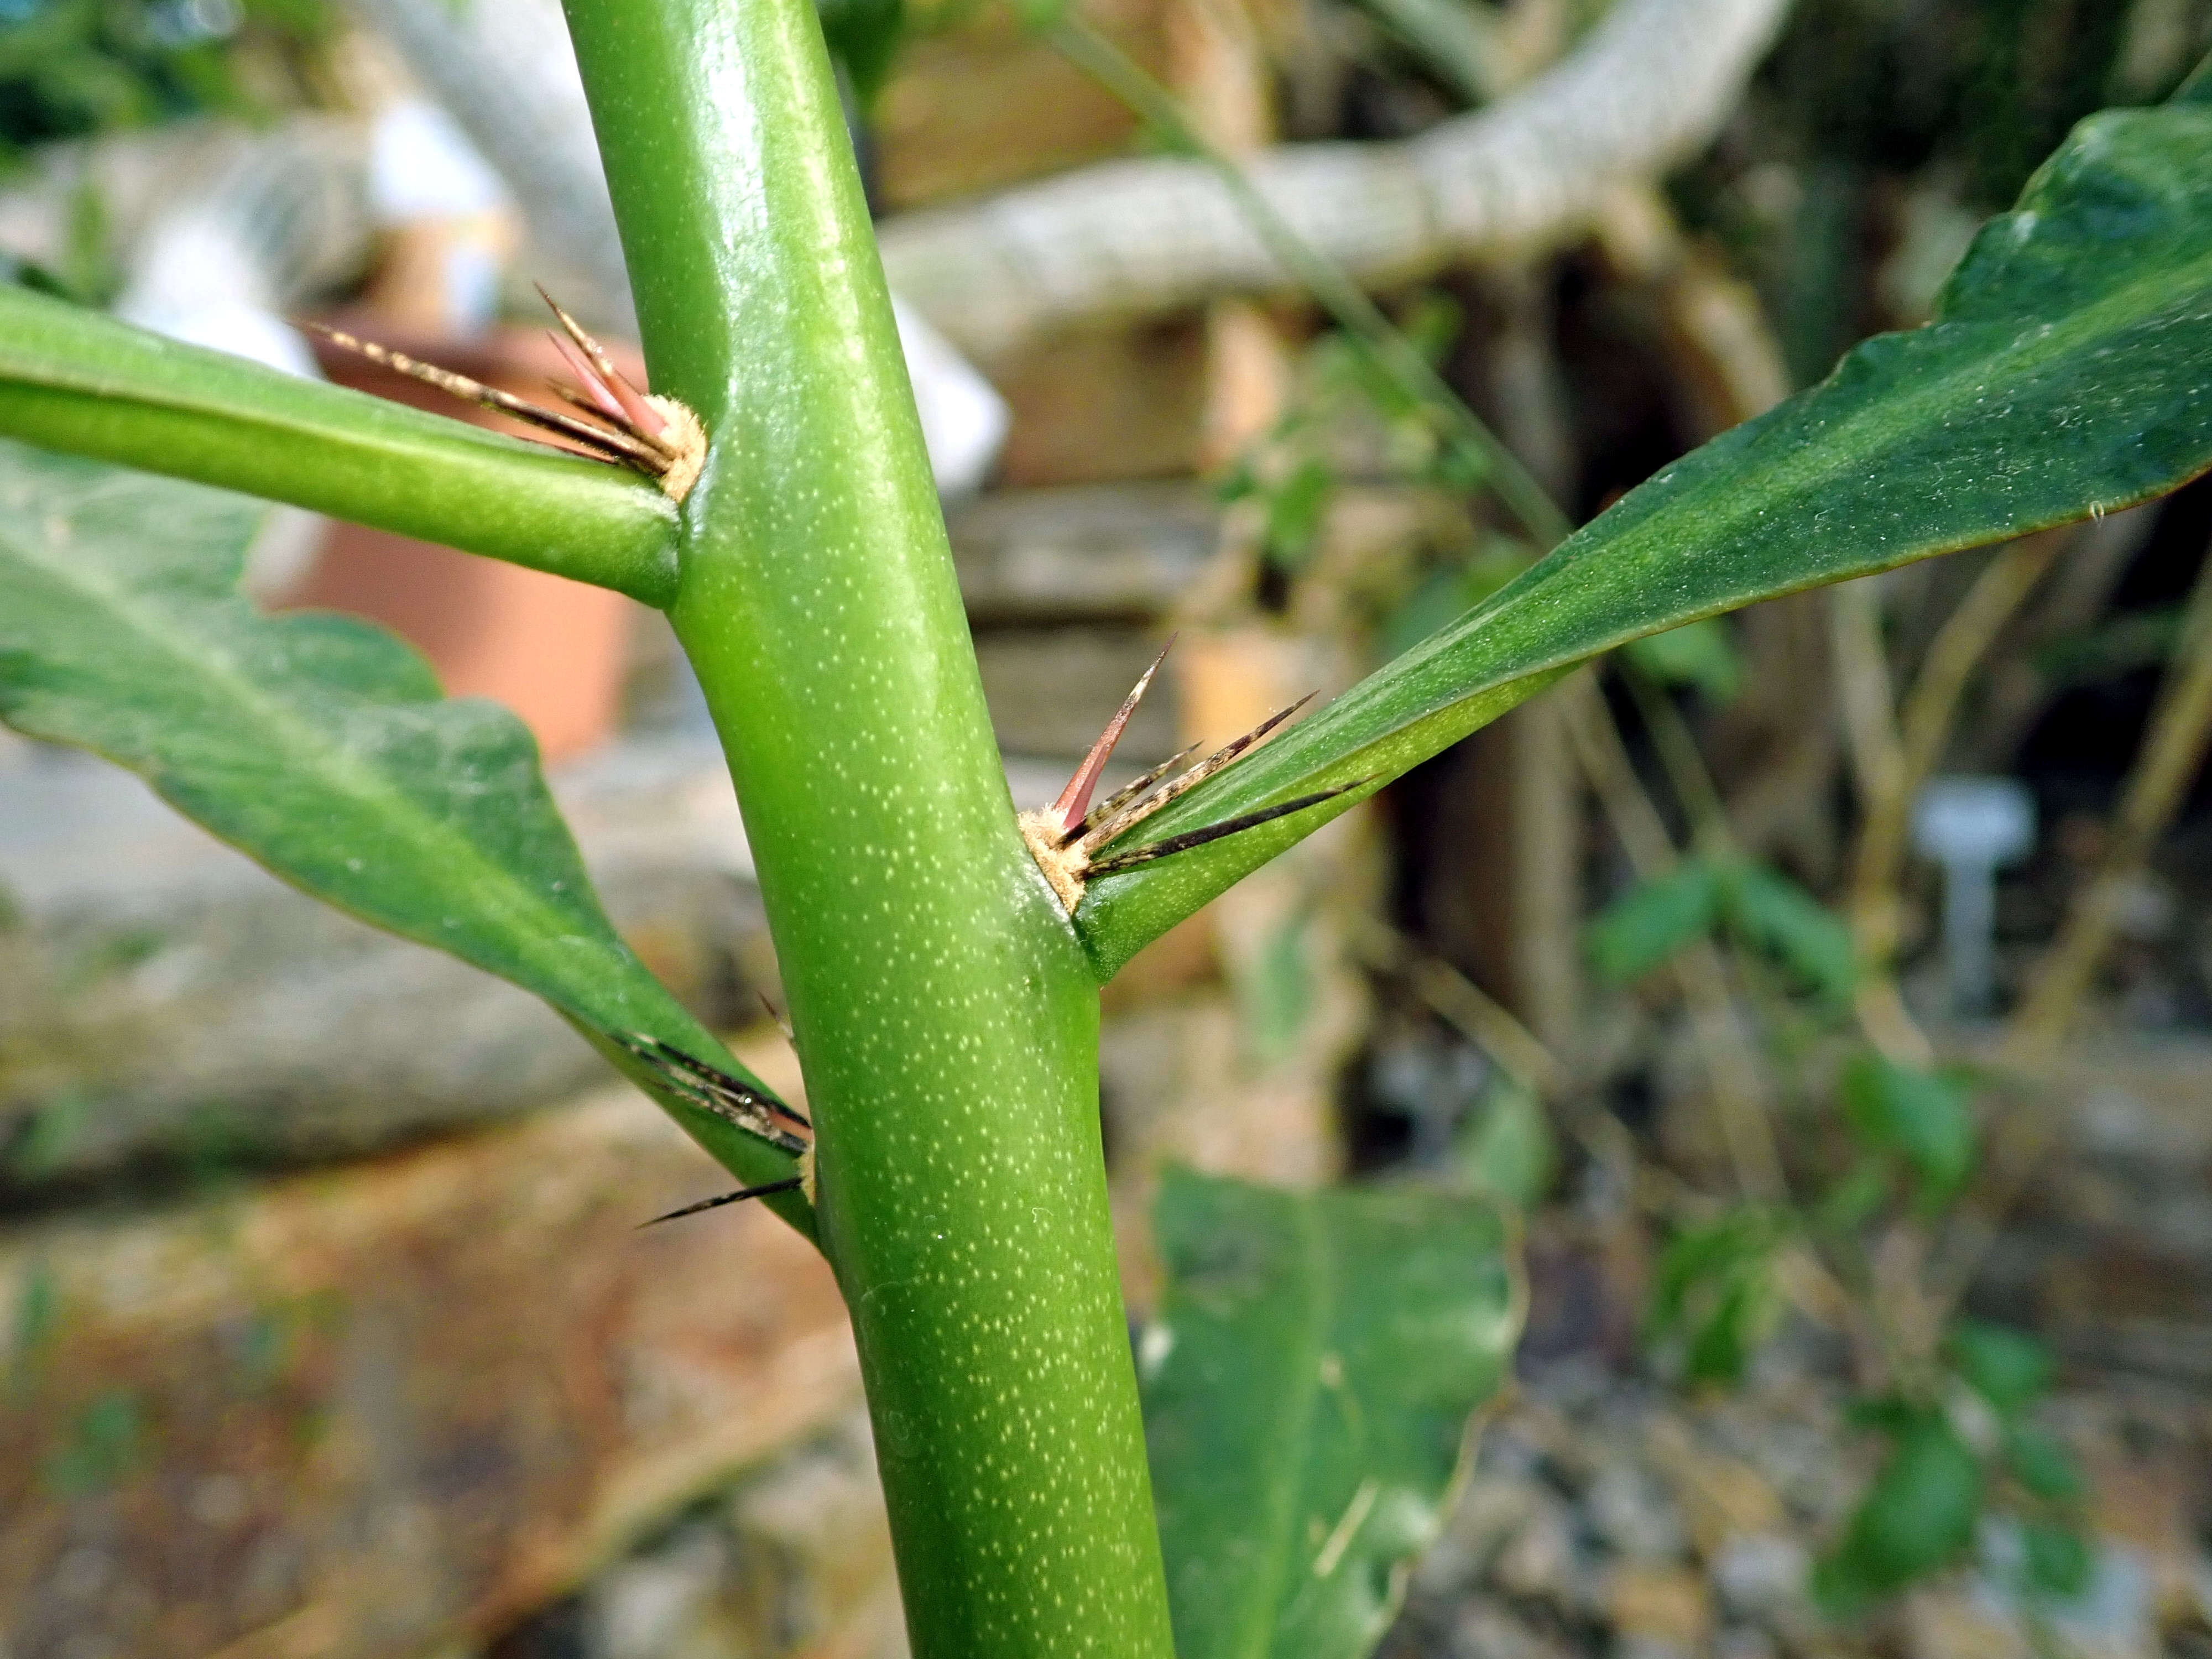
[
  {"left": 557, "top": 2, "right": 1175, "bottom": 1653},
  {"left": 0, "top": 285, "right": 679, "bottom": 604}
]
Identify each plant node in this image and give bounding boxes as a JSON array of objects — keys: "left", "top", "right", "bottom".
[
  {"left": 307, "top": 289, "right": 709, "bottom": 502},
  {"left": 1019, "top": 638, "right": 1359, "bottom": 913}
]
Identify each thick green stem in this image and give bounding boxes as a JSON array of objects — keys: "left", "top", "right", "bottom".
[{"left": 557, "top": 2, "right": 1175, "bottom": 1653}]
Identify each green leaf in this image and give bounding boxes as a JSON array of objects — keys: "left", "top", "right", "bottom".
[
  {"left": 1624, "top": 617, "right": 1743, "bottom": 702},
  {"left": 1645, "top": 1209, "right": 1783, "bottom": 1387},
  {"left": 1818, "top": 1416, "right": 1983, "bottom": 1607},
  {"left": 1238, "top": 902, "right": 1316, "bottom": 1070},
  {"left": 0, "top": 443, "right": 805, "bottom": 1220},
  {"left": 1816, "top": 1161, "right": 1891, "bottom": 1232},
  {"left": 1452, "top": 1075, "right": 1556, "bottom": 1209},
  {"left": 1717, "top": 861, "right": 1858, "bottom": 1002},
  {"left": 1950, "top": 1321, "right": 2056, "bottom": 1416},
  {"left": 1076, "top": 86, "right": 2212, "bottom": 978},
  {"left": 1844, "top": 1394, "right": 1924, "bottom": 1436},
  {"left": 1587, "top": 860, "right": 1723, "bottom": 984},
  {"left": 43, "top": 1387, "right": 143, "bottom": 1497},
  {"left": 2005, "top": 1425, "right": 2085, "bottom": 1503},
  {"left": 1261, "top": 458, "right": 1335, "bottom": 574},
  {"left": 0, "top": 285, "right": 679, "bottom": 605},
  {"left": 2022, "top": 1521, "right": 2093, "bottom": 1598},
  {"left": 1840, "top": 1052, "right": 1978, "bottom": 1199},
  {"left": 1142, "top": 1170, "right": 1520, "bottom": 1659}
]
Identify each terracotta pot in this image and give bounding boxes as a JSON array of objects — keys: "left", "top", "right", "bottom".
[{"left": 293, "top": 319, "right": 641, "bottom": 764}]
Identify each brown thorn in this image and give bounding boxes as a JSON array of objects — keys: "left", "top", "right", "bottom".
[
  {"left": 538, "top": 283, "right": 666, "bottom": 439},
  {"left": 1083, "top": 692, "right": 1318, "bottom": 853},
  {"left": 309, "top": 324, "right": 669, "bottom": 472},
  {"left": 546, "top": 331, "right": 676, "bottom": 459},
  {"left": 1084, "top": 780, "right": 1369, "bottom": 878},
  {"left": 613, "top": 1031, "right": 811, "bottom": 1144},
  {"left": 1064, "top": 740, "right": 1203, "bottom": 848},
  {"left": 1048, "top": 635, "right": 1175, "bottom": 836},
  {"left": 547, "top": 331, "right": 632, "bottom": 426},
  {"left": 549, "top": 379, "right": 620, "bottom": 421},
  {"left": 638, "top": 1177, "right": 805, "bottom": 1227}
]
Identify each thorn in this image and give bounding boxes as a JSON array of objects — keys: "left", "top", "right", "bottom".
[
  {"left": 307, "top": 322, "right": 668, "bottom": 471},
  {"left": 1082, "top": 692, "right": 1317, "bottom": 853},
  {"left": 613, "top": 1031, "right": 812, "bottom": 1147},
  {"left": 1084, "top": 779, "right": 1370, "bottom": 877},
  {"left": 757, "top": 992, "right": 796, "bottom": 1044},
  {"left": 1048, "top": 635, "right": 1175, "bottom": 837},
  {"left": 538, "top": 283, "right": 666, "bottom": 438},
  {"left": 1065, "top": 740, "right": 1202, "bottom": 848},
  {"left": 547, "top": 330, "right": 633, "bottom": 427},
  {"left": 638, "top": 1176, "right": 805, "bottom": 1227}
]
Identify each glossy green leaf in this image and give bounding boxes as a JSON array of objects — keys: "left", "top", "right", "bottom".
[
  {"left": 1950, "top": 1322, "right": 2056, "bottom": 1416},
  {"left": 1077, "top": 84, "right": 2212, "bottom": 978},
  {"left": 1841, "top": 1053, "right": 1978, "bottom": 1198},
  {"left": 1588, "top": 861, "right": 1723, "bottom": 985},
  {"left": 1818, "top": 1415, "right": 1983, "bottom": 1608},
  {"left": 0, "top": 284, "right": 679, "bottom": 605},
  {"left": 1141, "top": 1170, "right": 1521, "bottom": 1659},
  {"left": 0, "top": 442, "right": 805, "bottom": 1220}
]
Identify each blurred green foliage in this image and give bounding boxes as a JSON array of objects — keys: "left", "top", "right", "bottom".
[
  {"left": 1818, "top": 1322, "right": 2091, "bottom": 1614},
  {"left": 0, "top": 0, "right": 328, "bottom": 162},
  {"left": 41, "top": 1385, "right": 143, "bottom": 1494}
]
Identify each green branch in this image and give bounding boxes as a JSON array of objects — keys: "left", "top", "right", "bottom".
[{"left": 0, "top": 285, "right": 680, "bottom": 605}]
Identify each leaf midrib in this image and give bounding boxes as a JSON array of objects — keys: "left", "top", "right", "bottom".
[{"left": 1397, "top": 234, "right": 2212, "bottom": 709}]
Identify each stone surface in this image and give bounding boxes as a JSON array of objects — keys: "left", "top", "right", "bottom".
[
  {"left": 871, "top": 0, "right": 1162, "bottom": 212},
  {"left": 975, "top": 627, "right": 1183, "bottom": 764},
  {"left": 947, "top": 483, "right": 1217, "bottom": 625},
  {"left": 1379, "top": 1329, "right": 2212, "bottom": 1659},
  {"left": 991, "top": 319, "right": 1211, "bottom": 488},
  {"left": 1605, "top": 1564, "right": 1710, "bottom": 1647},
  {"left": 0, "top": 1083, "right": 857, "bottom": 1659}
]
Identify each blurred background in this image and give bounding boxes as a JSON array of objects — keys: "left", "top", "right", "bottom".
[{"left": 3, "top": 1, "right": 2212, "bottom": 1655}]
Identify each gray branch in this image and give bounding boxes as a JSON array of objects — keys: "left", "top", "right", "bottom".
[
  {"left": 877, "top": 0, "right": 1793, "bottom": 358},
  {"left": 344, "top": 0, "right": 1790, "bottom": 363}
]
